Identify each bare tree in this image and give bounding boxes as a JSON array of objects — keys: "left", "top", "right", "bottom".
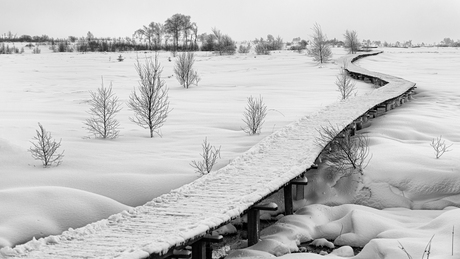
[
  {"left": 190, "top": 137, "right": 221, "bottom": 175},
  {"left": 316, "top": 124, "right": 370, "bottom": 176},
  {"left": 29, "top": 123, "right": 64, "bottom": 167},
  {"left": 336, "top": 68, "right": 356, "bottom": 100},
  {"left": 344, "top": 30, "right": 360, "bottom": 54},
  {"left": 133, "top": 23, "right": 155, "bottom": 49},
  {"left": 84, "top": 77, "right": 122, "bottom": 139},
  {"left": 174, "top": 52, "right": 200, "bottom": 89},
  {"left": 430, "top": 136, "right": 453, "bottom": 159},
  {"left": 128, "top": 54, "right": 171, "bottom": 138},
  {"left": 307, "top": 23, "right": 332, "bottom": 63},
  {"left": 242, "top": 95, "right": 267, "bottom": 135}
]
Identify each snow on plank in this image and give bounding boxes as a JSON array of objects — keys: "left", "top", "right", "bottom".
[{"left": 1, "top": 51, "right": 416, "bottom": 259}]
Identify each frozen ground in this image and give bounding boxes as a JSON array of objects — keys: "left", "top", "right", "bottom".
[{"left": 0, "top": 47, "right": 459, "bottom": 259}]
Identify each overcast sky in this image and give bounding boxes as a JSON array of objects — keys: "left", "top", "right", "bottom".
[{"left": 1, "top": 0, "right": 459, "bottom": 44}]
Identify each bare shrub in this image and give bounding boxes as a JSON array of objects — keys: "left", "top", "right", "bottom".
[
  {"left": 336, "top": 68, "right": 356, "bottom": 100},
  {"left": 238, "top": 43, "right": 251, "bottom": 54},
  {"left": 316, "top": 124, "right": 370, "bottom": 176},
  {"left": 32, "top": 46, "right": 41, "bottom": 54},
  {"left": 307, "top": 23, "right": 332, "bottom": 63},
  {"left": 430, "top": 136, "right": 452, "bottom": 159},
  {"left": 29, "top": 123, "right": 64, "bottom": 167},
  {"left": 174, "top": 52, "right": 200, "bottom": 89},
  {"left": 242, "top": 95, "right": 267, "bottom": 135},
  {"left": 255, "top": 41, "right": 270, "bottom": 55},
  {"left": 84, "top": 78, "right": 122, "bottom": 139},
  {"left": 190, "top": 137, "right": 221, "bottom": 175},
  {"left": 128, "top": 54, "right": 171, "bottom": 138}
]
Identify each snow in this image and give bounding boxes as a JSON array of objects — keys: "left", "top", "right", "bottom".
[
  {"left": 310, "top": 238, "right": 335, "bottom": 249},
  {"left": 0, "top": 46, "right": 459, "bottom": 258},
  {"left": 225, "top": 48, "right": 460, "bottom": 259},
  {"left": 0, "top": 47, "right": 349, "bottom": 250}
]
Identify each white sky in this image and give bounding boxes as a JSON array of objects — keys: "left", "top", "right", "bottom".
[{"left": 1, "top": 0, "right": 459, "bottom": 44}]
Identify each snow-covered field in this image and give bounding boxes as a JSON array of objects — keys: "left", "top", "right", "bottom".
[
  {"left": 1, "top": 46, "right": 459, "bottom": 258},
  {"left": 0, "top": 46, "right": 358, "bottom": 248}
]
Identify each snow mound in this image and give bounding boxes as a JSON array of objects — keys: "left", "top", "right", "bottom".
[
  {"left": 227, "top": 204, "right": 460, "bottom": 259},
  {"left": 0, "top": 186, "right": 130, "bottom": 248}
]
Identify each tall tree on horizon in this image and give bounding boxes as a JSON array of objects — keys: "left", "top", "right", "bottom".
[
  {"left": 133, "top": 23, "right": 155, "bottom": 49},
  {"left": 165, "top": 13, "right": 189, "bottom": 53}
]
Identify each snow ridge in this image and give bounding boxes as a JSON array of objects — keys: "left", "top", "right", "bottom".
[{"left": 0, "top": 51, "right": 416, "bottom": 259}]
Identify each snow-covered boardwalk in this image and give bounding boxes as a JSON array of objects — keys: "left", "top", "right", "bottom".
[{"left": 1, "top": 52, "right": 416, "bottom": 259}]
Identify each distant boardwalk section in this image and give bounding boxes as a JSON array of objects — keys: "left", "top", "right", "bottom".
[{"left": 1, "top": 51, "right": 416, "bottom": 259}]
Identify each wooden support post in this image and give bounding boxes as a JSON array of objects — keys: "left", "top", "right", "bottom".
[
  {"left": 290, "top": 176, "right": 309, "bottom": 203},
  {"left": 355, "top": 119, "right": 363, "bottom": 131},
  {"left": 368, "top": 110, "right": 377, "bottom": 118},
  {"left": 248, "top": 203, "right": 278, "bottom": 246},
  {"left": 376, "top": 106, "right": 386, "bottom": 116},
  {"left": 284, "top": 184, "right": 293, "bottom": 215},
  {"left": 191, "top": 235, "right": 223, "bottom": 259},
  {"left": 361, "top": 114, "right": 369, "bottom": 122},
  {"left": 408, "top": 92, "right": 414, "bottom": 100},
  {"left": 385, "top": 103, "right": 392, "bottom": 112},
  {"left": 349, "top": 123, "right": 356, "bottom": 136}
]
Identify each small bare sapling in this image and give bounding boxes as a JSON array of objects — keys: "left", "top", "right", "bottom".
[
  {"left": 174, "top": 52, "right": 200, "bottom": 88},
  {"left": 242, "top": 95, "right": 267, "bottom": 135},
  {"left": 307, "top": 23, "right": 332, "bottom": 64},
  {"left": 316, "top": 123, "right": 371, "bottom": 177},
  {"left": 336, "top": 68, "right": 356, "bottom": 100},
  {"left": 84, "top": 78, "right": 122, "bottom": 139},
  {"left": 430, "top": 136, "right": 452, "bottom": 159},
  {"left": 128, "top": 54, "right": 171, "bottom": 138},
  {"left": 29, "top": 123, "right": 64, "bottom": 167},
  {"left": 190, "top": 137, "right": 221, "bottom": 175}
]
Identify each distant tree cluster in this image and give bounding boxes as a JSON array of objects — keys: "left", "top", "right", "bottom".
[
  {"left": 134, "top": 14, "right": 199, "bottom": 53},
  {"left": 0, "top": 43, "right": 24, "bottom": 54},
  {"left": 286, "top": 37, "right": 308, "bottom": 52},
  {"left": 253, "top": 35, "right": 284, "bottom": 55},
  {"left": 436, "top": 38, "right": 460, "bottom": 47},
  {"left": 0, "top": 31, "right": 51, "bottom": 43}
]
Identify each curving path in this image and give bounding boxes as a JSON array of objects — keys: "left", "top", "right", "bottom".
[{"left": 1, "top": 51, "right": 416, "bottom": 259}]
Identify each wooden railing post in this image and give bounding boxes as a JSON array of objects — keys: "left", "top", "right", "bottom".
[{"left": 247, "top": 202, "right": 278, "bottom": 246}]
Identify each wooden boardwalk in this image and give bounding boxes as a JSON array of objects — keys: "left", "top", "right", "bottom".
[{"left": 1, "top": 51, "right": 416, "bottom": 259}]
